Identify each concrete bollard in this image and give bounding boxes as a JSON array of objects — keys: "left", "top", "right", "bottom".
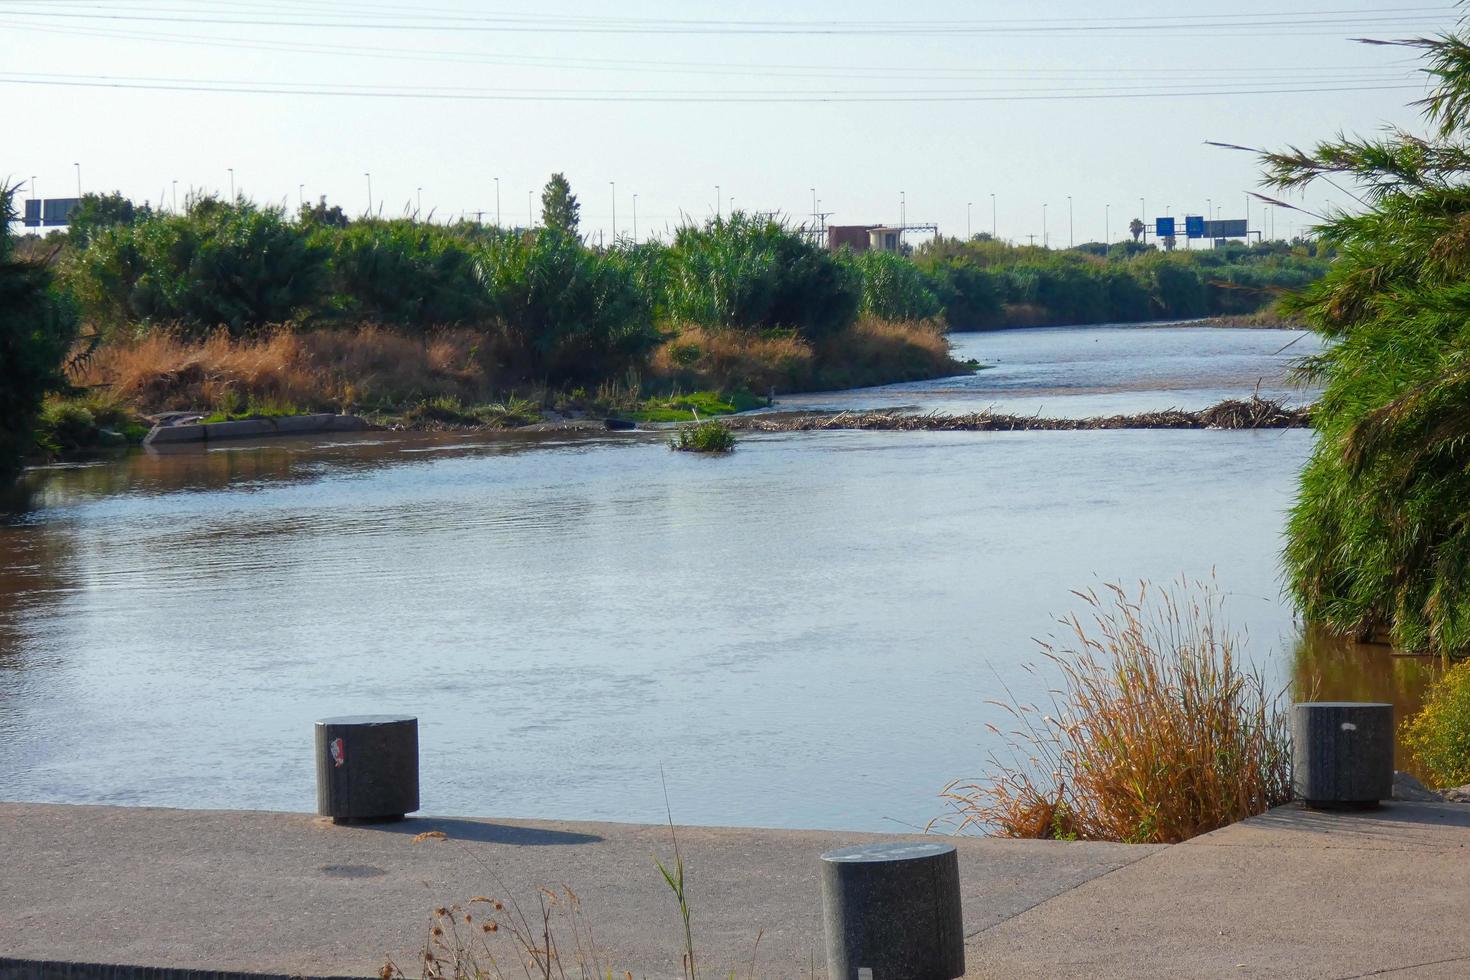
[
  {"left": 1292, "top": 702, "right": 1394, "bottom": 810},
  {"left": 315, "top": 715, "right": 420, "bottom": 823},
  {"left": 820, "top": 841, "right": 964, "bottom": 980}
]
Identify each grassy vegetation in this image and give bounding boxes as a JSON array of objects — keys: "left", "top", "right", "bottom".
[
  {"left": 631, "top": 389, "right": 766, "bottom": 422},
  {"left": 671, "top": 420, "right": 736, "bottom": 454},
  {"left": 937, "top": 581, "right": 1291, "bottom": 843},
  {"left": 1274, "top": 29, "right": 1470, "bottom": 654},
  {"left": 1403, "top": 659, "right": 1470, "bottom": 787}
]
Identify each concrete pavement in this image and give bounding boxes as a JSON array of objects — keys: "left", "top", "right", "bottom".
[
  {"left": 1, "top": 800, "right": 1466, "bottom": 978},
  {"left": 0, "top": 802, "right": 1154, "bottom": 978}
]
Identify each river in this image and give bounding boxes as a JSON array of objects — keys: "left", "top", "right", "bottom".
[{"left": 0, "top": 324, "right": 1438, "bottom": 830}]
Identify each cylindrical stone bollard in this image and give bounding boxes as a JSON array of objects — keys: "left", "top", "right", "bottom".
[
  {"left": 820, "top": 841, "right": 964, "bottom": 980},
  {"left": 1292, "top": 702, "right": 1394, "bottom": 810},
  {"left": 315, "top": 715, "right": 420, "bottom": 823}
]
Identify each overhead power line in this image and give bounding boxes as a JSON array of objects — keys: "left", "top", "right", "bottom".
[
  {"left": 0, "top": 17, "right": 1428, "bottom": 82},
  {"left": 0, "top": 3, "right": 1457, "bottom": 35},
  {"left": 0, "top": 70, "right": 1423, "bottom": 103}
]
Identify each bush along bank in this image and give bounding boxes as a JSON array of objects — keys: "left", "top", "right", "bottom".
[
  {"left": 1273, "top": 28, "right": 1470, "bottom": 655},
  {"left": 10, "top": 185, "right": 977, "bottom": 453}
]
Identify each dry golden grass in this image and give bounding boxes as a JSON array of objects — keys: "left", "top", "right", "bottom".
[
  {"left": 75, "top": 325, "right": 496, "bottom": 414},
  {"left": 936, "top": 580, "right": 1292, "bottom": 844},
  {"left": 811, "top": 316, "right": 966, "bottom": 390},
  {"left": 650, "top": 324, "right": 814, "bottom": 393},
  {"left": 651, "top": 317, "right": 963, "bottom": 395}
]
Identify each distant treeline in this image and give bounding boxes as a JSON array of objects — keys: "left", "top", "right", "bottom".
[
  {"left": 900, "top": 236, "right": 1329, "bottom": 329},
  {"left": 40, "top": 187, "right": 1329, "bottom": 349}
]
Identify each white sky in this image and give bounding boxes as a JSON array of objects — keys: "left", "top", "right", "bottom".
[{"left": 2, "top": 0, "right": 1449, "bottom": 244}]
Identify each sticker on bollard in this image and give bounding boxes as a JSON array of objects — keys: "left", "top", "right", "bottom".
[
  {"left": 314, "top": 714, "right": 419, "bottom": 823},
  {"left": 820, "top": 840, "right": 964, "bottom": 980}
]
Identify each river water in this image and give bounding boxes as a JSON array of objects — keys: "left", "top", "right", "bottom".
[{"left": 0, "top": 325, "right": 1438, "bottom": 830}]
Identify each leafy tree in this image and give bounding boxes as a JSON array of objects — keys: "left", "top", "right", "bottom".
[
  {"left": 67, "top": 192, "right": 151, "bottom": 247},
  {"left": 1271, "top": 29, "right": 1470, "bottom": 651},
  {"left": 540, "top": 173, "right": 580, "bottom": 235},
  {"left": 299, "top": 196, "right": 350, "bottom": 229},
  {"left": 0, "top": 184, "right": 80, "bottom": 479},
  {"left": 1129, "top": 218, "right": 1145, "bottom": 242}
]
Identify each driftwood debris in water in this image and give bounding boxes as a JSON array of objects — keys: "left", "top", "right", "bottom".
[{"left": 725, "top": 396, "right": 1310, "bottom": 433}]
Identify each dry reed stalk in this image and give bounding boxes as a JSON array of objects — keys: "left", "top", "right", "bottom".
[{"left": 936, "top": 579, "right": 1292, "bottom": 844}]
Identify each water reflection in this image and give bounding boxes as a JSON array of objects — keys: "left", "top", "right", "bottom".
[{"left": 1292, "top": 628, "right": 1443, "bottom": 771}]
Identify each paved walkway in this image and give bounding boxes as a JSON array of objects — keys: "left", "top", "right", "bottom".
[{"left": 0, "top": 800, "right": 1467, "bottom": 978}]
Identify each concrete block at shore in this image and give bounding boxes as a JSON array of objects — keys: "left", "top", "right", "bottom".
[
  {"left": 314, "top": 715, "right": 419, "bottom": 823},
  {"left": 1292, "top": 702, "right": 1394, "bottom": 809}
]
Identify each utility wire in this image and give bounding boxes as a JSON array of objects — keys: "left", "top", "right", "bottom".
[{"left": 0, "top": 71, "right": 1422, "bottom": 103}]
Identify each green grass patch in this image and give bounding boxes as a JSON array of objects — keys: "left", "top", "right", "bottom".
[
  {"left": 670, "top": 419, "right": 736, "bottom": 453},
  {"left": 200, "top": 393, "right": 303, "bottom": 424},
  {"left": 631, "top": 389, "right": 763, "bottom": 422}
]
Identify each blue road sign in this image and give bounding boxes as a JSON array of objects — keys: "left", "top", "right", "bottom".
[
  {"left": 1185, "top": 215, "right": 1206, "bottom": 239},
  {"left": 1156, "top": 217, "right": 1176, "bottom": 238},
  {"left": 23, "top": 199, "right": 40, "bottom": 227}
]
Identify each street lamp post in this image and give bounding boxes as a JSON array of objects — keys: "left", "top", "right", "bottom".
[
  {"left": 528, "top": 189, "right": 533, "bottom": 227},
  {"left": 715, "top": 185, "right": 721, "bottom": 219},
  {"left": 494, "top": 177, "right": 500, "bottom": 227},
  {"left": 900, "top": 190, "right": 906, "bottom": 230},
  {"left": 610, "top": 181, "right": 616, "bottom": 244},
  {"left": 1067, "top": 195, "right": 1074, "bottom": 248},
  {"left": 967, "top": 201, "right": 972, "bottom": 240},
  {"left": 172, "top": 180, "right": 178, "bottom": 212},
  {"left": 417, "top": 186, "right": 423, "bottom": 215},
  {"left": 1105, "top": 203, "right": 1110, "bottom": 246},
  {"left": 74, "top": 162, "right": 81, "bottom": 198},
  {"left": 990, "top": 193, "right": 996, "bottom": 238},
  {"left": 228, "top": 168, "right": 234, "bottom": 201},
  {"left": 298, "top": 183, "right": 304, "bottom": 208},
  {"left": 364, "top": 172, "right": 373, "bottom": 215},
  {"left": 1042, "top": 203, "right": 1048, "bottom": 248},
  {"left": 632, "top": 193, "right": 638, "bottom": 242}
]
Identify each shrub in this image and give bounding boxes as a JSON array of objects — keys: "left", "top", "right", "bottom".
[
  {"left": 322, "top": 220, "right": 488, "bottom": 328},
  {"left": 664, "top": 213, "right": 860, "bottom": 339},
  {"left": 671, "top": 420, "right": 735, "bottom": 453},
  {"left": 476, "top": 227, "right": 657, "bottom": 383},
  {"left": 0, "top": 184, "right": 81, "bottom": 478},
  {"left": 65, "top": 198, "right": 328, "bottom": 336},
  {"left": 937, "top": 581, "right": 1292, "bottom": 843},
  {"left": 1273, "top": 30, "right": 1470, "bottom": 651},
  {"left": 1403, "top": 659, "right": 1470, "bottom": 787}
]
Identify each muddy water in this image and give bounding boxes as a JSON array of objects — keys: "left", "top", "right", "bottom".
[{"left": 0, "top": 324, "right": 1425, "bottom": 830}]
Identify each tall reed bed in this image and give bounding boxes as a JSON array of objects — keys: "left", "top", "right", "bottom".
[{"left": 938, "top": 581, "right": 1292, "bottom": 844}]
